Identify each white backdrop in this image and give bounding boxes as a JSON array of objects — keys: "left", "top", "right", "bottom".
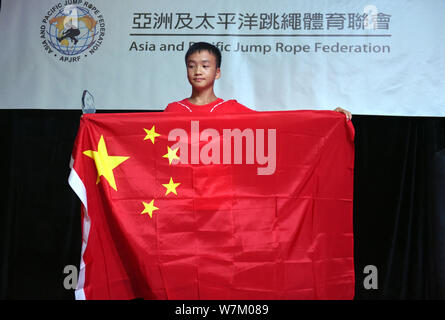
[{"left": 0, "top": 0, "right": 444, "bottom": 116}]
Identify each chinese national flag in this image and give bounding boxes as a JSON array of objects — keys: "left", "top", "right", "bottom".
[{"left": 68, "top": 110, "right": 355, "bottom": 300}]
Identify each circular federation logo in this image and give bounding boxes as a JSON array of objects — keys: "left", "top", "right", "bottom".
[{"left": 40, "top": 1, "right": 105, "bottom": 62}]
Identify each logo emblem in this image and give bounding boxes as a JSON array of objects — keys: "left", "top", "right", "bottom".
[{"left": 40, "top": 1, "right": 105, "bottom": 62}]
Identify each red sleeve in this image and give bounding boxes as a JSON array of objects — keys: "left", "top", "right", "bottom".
[
  {"left": 233, "top": 100, "right": 256, "bottom": 113},
  {"left": 164, "top": 102, "right": 190, "bottom": 113},
  {"left": 163, "top": 103, "right": 177, "bottom": 112}
]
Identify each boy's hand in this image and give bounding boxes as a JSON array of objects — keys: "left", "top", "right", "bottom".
[{"left": 333, "top": 107, "right": 352, "bottom": 121}]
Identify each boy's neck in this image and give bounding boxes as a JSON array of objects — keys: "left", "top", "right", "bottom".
[{"left": 188, "top": 88, "right": 219, "bottom": 105}]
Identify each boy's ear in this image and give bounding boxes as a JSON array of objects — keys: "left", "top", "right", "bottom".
[{"left": 215, "top": 67, "right": 221, "bottom": 79}]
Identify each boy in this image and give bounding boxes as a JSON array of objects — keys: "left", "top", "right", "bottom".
[
  {"left": 164, "top": 42, "right": 352, "bottom": 120},
  {"left": 164, "top": 42, "right": 252, "bottom": 113}
]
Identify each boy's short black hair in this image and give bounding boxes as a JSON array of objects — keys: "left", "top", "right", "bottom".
[{"left": 185, "top": 42, "right": 222, "bottom": 68}]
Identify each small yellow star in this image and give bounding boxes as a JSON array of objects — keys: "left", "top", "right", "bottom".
[
  {"left": 162, "top": 146, "right": 180, "bottom": 165},
  {"left": 83, "top": 135, "right": 129, "bottom": 191},
  {"left": 143, "top": 125, "right": 161, "bottom": 144},
  {"left": 162, "top": 177, "right": 181, "bottom": 196},
  {"left": 141, "top": 200, "right": 158, "bottom": 218}
]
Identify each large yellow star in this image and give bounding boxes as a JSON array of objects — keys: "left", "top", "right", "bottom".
[
  {"left": 162, "top": 177, "right": 181, "bottom": 196},
  {"left": 141, "top": 200, "right": 158, "bottom": 218},
  {"left": 162, "top": 146, "right": 180, "bottom": 165},
  {"left": 143, "top": 125, "right": 161, "bottom": 144},
  {"left": 83, "top": 135, "right": 129, "bottom": 191}
]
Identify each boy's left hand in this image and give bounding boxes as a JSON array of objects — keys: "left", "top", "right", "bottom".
[{"left": 333, "top": 107, "right": 352, "bottom": 121}]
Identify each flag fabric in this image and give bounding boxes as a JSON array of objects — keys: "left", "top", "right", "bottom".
[{"left": 68, "top": 110, "right": 355, "bottom": 300}]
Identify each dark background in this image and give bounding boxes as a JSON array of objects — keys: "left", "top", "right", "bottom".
[{"left": 1, "top": 109, "right": 444, "bottom": 299}]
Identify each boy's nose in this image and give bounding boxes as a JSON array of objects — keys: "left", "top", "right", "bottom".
[{"left": 194, "top": 67, "right": 202, "bottom": 74}]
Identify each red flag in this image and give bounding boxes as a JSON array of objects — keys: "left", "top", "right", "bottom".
[{"left": 68, "top": 110, "right": 355, "bottom": 300}]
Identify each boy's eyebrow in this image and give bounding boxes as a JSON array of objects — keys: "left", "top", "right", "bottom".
[{"left": 187, "top": 59, "right": 211, "bottom": 64}]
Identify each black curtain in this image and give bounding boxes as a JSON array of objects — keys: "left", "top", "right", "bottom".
[
  {"left": 433, "top": 148, "right": 445, "bottom": 298},
  {"left": 352, "top": 116, "right": 445, "bottom": 299},
  {"left": 1, "top": 109, "right": 444, "bottom": 299},
  {"left": 0, "top": 110, "right": 82, "bottom": 299}
]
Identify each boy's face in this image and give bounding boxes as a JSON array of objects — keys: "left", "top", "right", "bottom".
[{"left": 186, "top": 50, "right": 221, "bottom": 91}]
